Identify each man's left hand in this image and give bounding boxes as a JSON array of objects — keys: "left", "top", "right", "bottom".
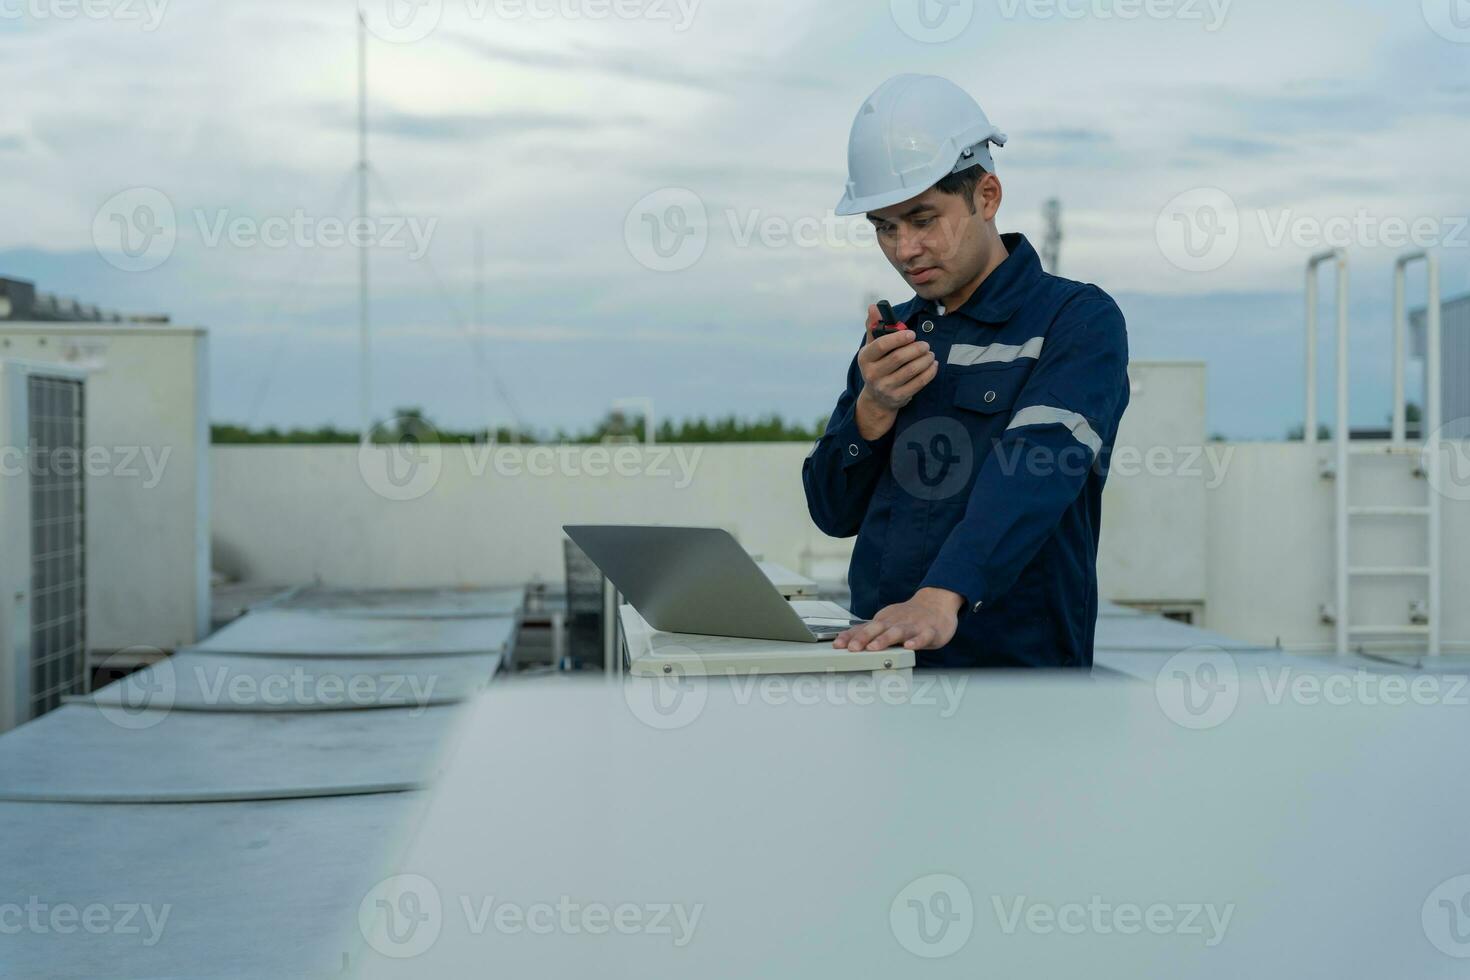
[{"left": 833, "top": 588, "right": 964, "bottom": 652}]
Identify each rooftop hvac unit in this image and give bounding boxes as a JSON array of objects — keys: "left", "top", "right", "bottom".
[{"left": 0, "top": 360, "right": 87, "bottom": 733}]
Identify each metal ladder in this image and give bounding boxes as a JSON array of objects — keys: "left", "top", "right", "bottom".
[{"left": 1306, "top": 249, "right": 1442, "bottom": 655}]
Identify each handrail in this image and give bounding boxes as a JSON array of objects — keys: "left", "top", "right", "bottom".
[
  {"left": 1304, "top": 249, "right": 1347, "bottom": 446},
  {"left": 1394, "top": 250, "right": 1441, "bottom": 656}
]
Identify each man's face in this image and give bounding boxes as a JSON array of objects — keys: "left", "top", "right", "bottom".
[{"left": 866, "top": 181, "right": 995, "bottom": 304}]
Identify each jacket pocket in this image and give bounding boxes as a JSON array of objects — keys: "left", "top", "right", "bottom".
[{"left": 952, "top": 365, "right": 1028, "bottom": 415}]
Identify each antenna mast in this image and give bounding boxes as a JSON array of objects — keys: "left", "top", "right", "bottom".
[
  {"left": 357, "top": 7, "right": 372, "bottom": 444},
  {"left": 1041, "top": 198, "right": 1062, "bottom": 274}
]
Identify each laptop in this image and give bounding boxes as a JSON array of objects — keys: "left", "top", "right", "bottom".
[{"left": 562, "top": 525, "right": 867, "bottom": 643}]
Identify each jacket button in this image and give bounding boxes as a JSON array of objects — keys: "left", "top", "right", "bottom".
[
  {"left": 984, "top": 390, "right": 997, "bottom": 403},
  {"left": 848, "top": 444, "right": 860, "bottom": 456},
  {"left": 920, "top": 320, "right": 935, "bottom": 333}
]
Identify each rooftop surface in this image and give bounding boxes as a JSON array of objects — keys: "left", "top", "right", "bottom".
[{"left": 2, "top": 589, "right": 1465, "bottom": 976}]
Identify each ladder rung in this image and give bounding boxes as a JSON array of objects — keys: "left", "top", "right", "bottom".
[
  {"left": 1347, "top": 506, "right": 1431, "bottom": 517},
  {"left": 1348, "top": 625, "right": 1431, "bottom": 635},
  {"left": 1347, "top": 566, "right": 1432, "bottom": 576},
  {"left": 1348, "top": 445, "right": 1423, "bottom": 456}
]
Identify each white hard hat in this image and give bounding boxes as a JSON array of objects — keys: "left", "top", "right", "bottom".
[{"left": 834, "top": 74, "right": 1007, "bottom": 216}]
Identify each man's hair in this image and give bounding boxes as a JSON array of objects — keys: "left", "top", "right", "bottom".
[{"left": 933, "top": 164, "right": 987, "bottom": 214}]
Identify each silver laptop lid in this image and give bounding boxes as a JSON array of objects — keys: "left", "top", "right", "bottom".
[{"left": 562, "top": 525, "right": 819, "bottom": 643}]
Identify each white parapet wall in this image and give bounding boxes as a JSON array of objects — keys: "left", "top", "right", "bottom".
[
  {"left": 211, "top": 357, "right": 1470, "bottom": 653},
  {"left": 1202, "top": 440, "right": 1470, "bottom": 654},
  {"left": 211, "top": 362, "right": 1208, "bottom": 607}
]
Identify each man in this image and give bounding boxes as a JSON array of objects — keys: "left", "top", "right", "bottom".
[{"left": 803, "top": 74, "right": 1130, "bottom": 669}]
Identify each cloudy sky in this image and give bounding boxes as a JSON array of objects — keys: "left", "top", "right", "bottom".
[{"left": 1, "top": 0, "right": 1466, "bottom": 438}]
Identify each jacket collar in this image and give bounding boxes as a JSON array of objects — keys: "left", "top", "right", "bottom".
[{"left": 905, "top": 233, "right": 1041, "bottom": 325}]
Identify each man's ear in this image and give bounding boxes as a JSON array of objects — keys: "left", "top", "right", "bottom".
[{"left": 978, "top": 172, "right": 1003, "bottom": 222}]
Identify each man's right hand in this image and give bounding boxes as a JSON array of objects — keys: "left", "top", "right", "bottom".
[{"left": 854, "top": 304, "right": 938, "bottom": 440}]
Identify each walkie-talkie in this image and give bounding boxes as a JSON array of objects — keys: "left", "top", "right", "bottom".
[{"left": 871, "top": 300, "right": 904, "bottom": 342}]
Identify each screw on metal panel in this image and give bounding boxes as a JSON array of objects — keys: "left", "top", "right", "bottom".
[
  {"left": 662, "top": 663, "right": 672, "bottom": 674},
  {"left": 883, "top": 659, "right": 893, "bottom": 669}
]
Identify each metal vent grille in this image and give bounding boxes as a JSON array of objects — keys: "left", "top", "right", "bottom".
[{"left": 27, "top": 375, "right": 85, "bottom": 717}]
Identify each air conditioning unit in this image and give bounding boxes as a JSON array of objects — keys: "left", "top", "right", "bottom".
[{"left": 0, "top": 359, "right": 88, "bottom": 733}]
